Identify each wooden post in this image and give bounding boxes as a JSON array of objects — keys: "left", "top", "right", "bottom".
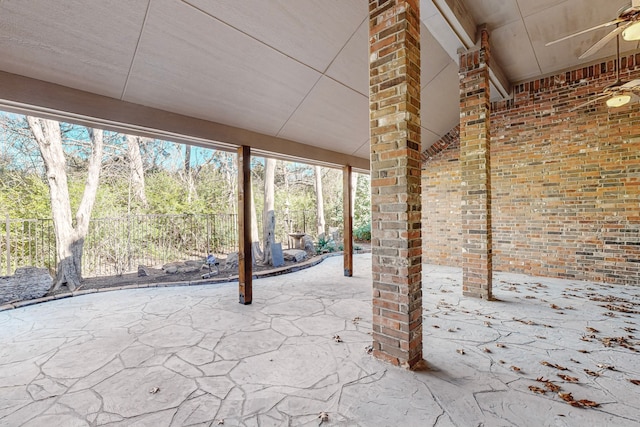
[
  {"left": 237, "top": 146, "right": 252, "bottom": 305},
  {"left": 343, "top": 165, "right": 353, "bottom": 277}
]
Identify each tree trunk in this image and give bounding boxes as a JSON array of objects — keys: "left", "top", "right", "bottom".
[
  {"left": 250, "top": 184, "right": 263, "bottom": 260},
  {"left": 126, "top": 135, "right": 147, "bottom": 208},
  {"left": 184, "top": 144, "right": 197, "bottom": 204},
  {"left": 262, "top": 158, "right": 276, "bottom": 265},
  {"left": 314, "top": 165, "right": 326, "bottom": 237},
  {"left": 27, "top": 117, "right": 104, "bottom": 292}
]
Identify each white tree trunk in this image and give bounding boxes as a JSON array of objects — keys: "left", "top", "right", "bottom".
[
  {"left": 314, "top": 165, "right": 326, "bottom": 237},
  {"left": 27, "top": 117, "right": 103, "bottom": 292},
  {"left": 262, "top": 158, "right": 276, "bottom": 265},
  {"left": 125, "top": 135, "right": 147, "bottom": 207},
  {"left": 250, "top": 184, "right": 263, "bottom": 261}
]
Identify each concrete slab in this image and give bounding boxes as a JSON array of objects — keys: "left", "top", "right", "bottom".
[{"left": 0, "top": 255, "right": 638, "bottom": 426}]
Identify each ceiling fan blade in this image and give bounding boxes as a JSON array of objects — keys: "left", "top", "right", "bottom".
[
  {"left": 569, "top": 94, "right": 610, "bottom": 112},
  {"left": 578, "top": 24, "right": 628, "bottom": 59},
  {"left": 620, "top": 79, "right": 640, "bottom": 88},
  {"left": 545, "top": 18, "right": 623, "bottom": 47}
]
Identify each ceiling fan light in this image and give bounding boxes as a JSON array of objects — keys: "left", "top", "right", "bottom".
[
  {"left": 622, "top": 21, "right": 640, "bottom": 41},
  {"left": 606, "top": 93, "right": 632, "bottom": 107}
]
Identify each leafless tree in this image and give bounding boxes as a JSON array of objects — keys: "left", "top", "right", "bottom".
[
  {"left": 261, "top": 158, "right": 276, "bottom": 265},
  {"left": 26, "top": 117, "right": 104, "bottom": 291},
  {"left": 315, "top": 165, "right": 326, "bottom": 236},
  {"left": 125, "top": 135, "right": 147, "bottom": 207}
]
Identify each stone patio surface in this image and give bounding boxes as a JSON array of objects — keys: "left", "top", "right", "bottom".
[{"left": 0, "top": 254, "right": 639, "bottom": 426}]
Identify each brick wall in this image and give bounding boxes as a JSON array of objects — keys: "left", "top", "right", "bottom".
[
  {"left": 422, "top": 126, "right": 461, "bottom": 266},
  {"left": 422, "top": 56, "right": 640, "bottom": 285}
]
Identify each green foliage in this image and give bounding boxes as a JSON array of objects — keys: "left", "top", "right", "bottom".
[
  {"left": 146, "top": 171, "right": 192, "bottom": 214},
  {"left": 315, "top": 235, "right": 338, "bottom": 254},
  {"left": 354, "top": 222, "right": 371, "bottom": 241},
  {"left": 353, "top": 174, "right": 371, "bottom": 230},
  {"left": 1, "top": 111, "right": 373, "bottom": 240},
  {"left": 0, "top": 171, "right": 51, "bottom": 218}
]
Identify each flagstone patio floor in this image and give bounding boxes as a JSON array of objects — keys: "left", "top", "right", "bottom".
[{"left": 0, "top": 254, "right": 639, "bottom": 426}]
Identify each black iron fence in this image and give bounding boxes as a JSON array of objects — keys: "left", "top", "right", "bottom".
[{"left": 1, "top": 211, "right": 339, "bottom": 278}]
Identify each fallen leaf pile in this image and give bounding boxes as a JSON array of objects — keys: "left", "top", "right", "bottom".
[
  {"left": 535, "top": 377, "right": 560, "bottom": 392},
  {"left": 584, "top": 369, "right": 600, "bottom": 377},
  {"left": 601, "top": 336, "right": 637, "bottom": 351},
  {"left": 557, "top": 374, "right": 579, "bottom": 383},
  {"left": 601, "top": 303, "right": 639, "bottom": 314},
  {"left": 513, "top": 317, "right": 538, "bottom": 326},
  {"left": 540, "top": 361, "right": 567, "bottom": 370},
  {"left": 558, "top": 392, "right": 599, "bottom": 408},
  {"left": 532, "top": 377, "right": 600, "bottom": 407}
]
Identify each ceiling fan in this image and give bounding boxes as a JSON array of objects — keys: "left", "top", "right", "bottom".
[
  {"left": 546, "top": 0, "right": 640, "bottom": 110},
  {"left": 546, "top": 0, "right": 640, "bottom": 59}
]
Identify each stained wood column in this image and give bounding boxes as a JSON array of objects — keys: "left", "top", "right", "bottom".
[
  {"left": 237, "top": 145, "right": 252, "bottom": 305},
  {"left": 369, "top": 0, "right": 423, "bottom": 368},
  {"left": 343, "top": 165, "right": 353, "bottom": 277},
  {"left": 459, "top": 28, "right": 493, "bottom": 299}
]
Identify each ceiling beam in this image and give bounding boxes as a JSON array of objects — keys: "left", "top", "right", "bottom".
[
  {"left": 0, "top": 71, "right": 369, "bottom": 172},
  {"left": 428, "top": 0, "right": 511, "bottom": 99}
]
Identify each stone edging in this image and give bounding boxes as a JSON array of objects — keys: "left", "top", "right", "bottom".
[{"left": 0, "top": 252, "right": 350, "bottom": 312}]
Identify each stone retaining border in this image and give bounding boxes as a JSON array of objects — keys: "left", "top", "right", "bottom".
[{"left": 0, "top": 252, "right": 347, "bottom": 312}]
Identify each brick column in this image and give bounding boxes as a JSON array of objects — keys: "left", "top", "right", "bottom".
[
  {"left": 459, "top": 28, "right": 492, "bottom": 299},
  {"left": 369, "top": 0, "right": 423, "bottom": 368}
]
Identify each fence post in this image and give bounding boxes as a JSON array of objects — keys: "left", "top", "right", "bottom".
[{"left": 6, "top": 214, "right": 10, "bottom": 275}]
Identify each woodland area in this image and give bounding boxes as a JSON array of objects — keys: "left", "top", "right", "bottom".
[{"left": 0, "top": 113, "right": 371, "bottom": 287}]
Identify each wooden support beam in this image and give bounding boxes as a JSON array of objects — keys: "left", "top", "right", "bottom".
[
  {"left": 343, "top": 165, "right": 353, "bottom": 277},
  {"left": 0, "top": 71, "right": 370, "bottom": 172},
  {"left": 431, "top": 0, "right": 511, "bottom": 99},
  {"left": 237, "top": 145, "right": 252, "bottom": 305}
]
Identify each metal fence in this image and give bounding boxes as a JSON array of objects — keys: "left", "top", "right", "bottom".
[{"left": 1, "top": 210, "right": 337, "bottom": 278}]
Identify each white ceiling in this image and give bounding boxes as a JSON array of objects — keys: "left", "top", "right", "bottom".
[{"left": 0, "top": 0, "right": 638, "bottom": 167}]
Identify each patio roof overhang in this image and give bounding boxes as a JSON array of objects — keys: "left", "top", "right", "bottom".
[{"left": 1, "top": 1, "right": 636, "bottom": 169}]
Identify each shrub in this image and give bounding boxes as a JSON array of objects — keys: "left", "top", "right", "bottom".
[{"left": 354, "top": 222, "right": 371, "bottom": 241}]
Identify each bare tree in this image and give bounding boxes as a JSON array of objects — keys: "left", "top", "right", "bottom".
[
  {"left": 125, "top": 135, "right": 147, "bottom": 208},
  {"left": 27, "top": 117, "right": 104, "bottom": 291},
  {"left": 262, "top": 158, "right": 276, "bottom": 265},
  {"left": 314, "top": 165, "right": 326, "bottom": 237}
]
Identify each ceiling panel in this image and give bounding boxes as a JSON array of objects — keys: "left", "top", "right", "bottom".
[
  {"left": 124, "top": 0, "right": 321, "bottom": 136},
  {"left": 490, "top": 19, "right": 542, "bottom": 82},
  {"left": 184, "top": 0, "right": 366, "bottom": 73},
  {"left": 352, "top": 139, "right": 371, "bottom": 160},
  {"left": 464, "top": 0, "right": 521, "bottom": 29},
  {"left": 421, "top": 62, "right": 460, "bottom": 138},
  {"left": 325, "top": 18, "right": 369, "bottom": 96},
  {"left": 516, "top": 0, "right": 567, "bottom": 18},
  {"left": 421, "top": 23, "right": 453, "bottom": 87},
  {"left": 421, "top": 127, "right": 441, "bottom": 151},
  {"left": 277, "top": 76, "right": 368, "bottom": 155},
  {"left": 0, "top": 0, "right": 147, "bottom": 98}
]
